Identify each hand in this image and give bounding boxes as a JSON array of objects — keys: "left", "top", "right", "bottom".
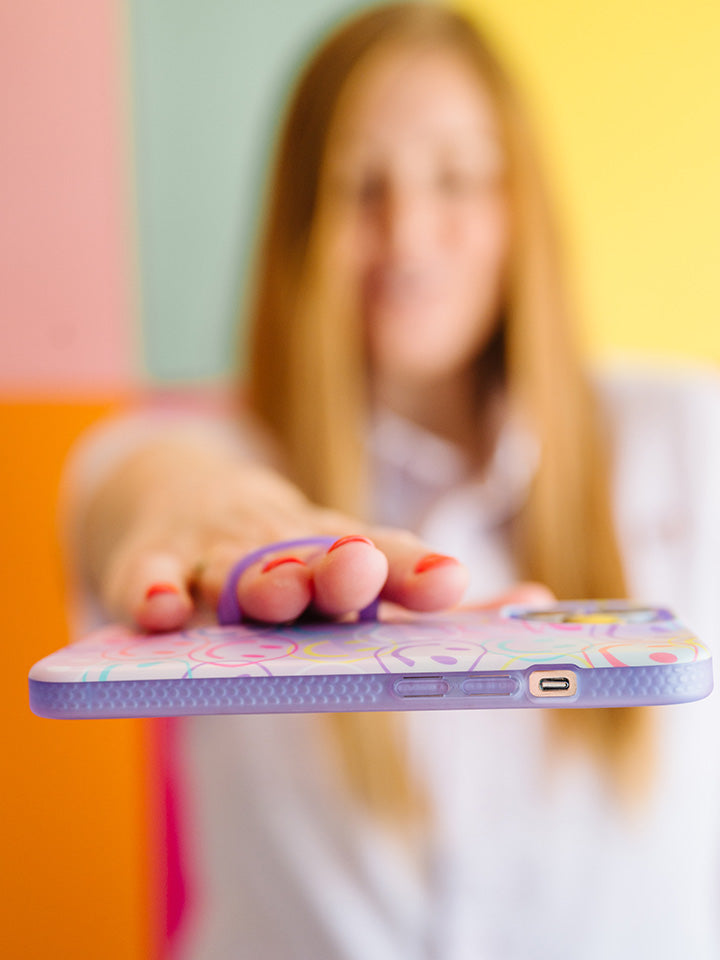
[{"left": 99, "top": 460, "right": 472, "bottom": 633}]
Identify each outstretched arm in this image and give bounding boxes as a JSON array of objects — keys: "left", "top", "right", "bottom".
[{"left": 61, "top": 413, "right": 472, "bottom": 633}]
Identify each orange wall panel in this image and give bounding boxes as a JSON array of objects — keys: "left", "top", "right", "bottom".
[{"left": 2, "top": 401, "right": 156, "bottom": 960}]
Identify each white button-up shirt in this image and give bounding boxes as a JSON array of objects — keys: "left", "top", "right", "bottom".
[{"left": 60, "top": 359, "right": 720, "bottom": 960}]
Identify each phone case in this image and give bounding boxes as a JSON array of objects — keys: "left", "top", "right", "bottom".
[{"left": 28, "top": 600, "right": 713, "bottom": 718}]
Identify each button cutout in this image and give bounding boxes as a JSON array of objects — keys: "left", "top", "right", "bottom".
[
  {"left": 393, "top": 677, "right": 449, "bottom": 698},
  {"left": 461, "top": 675, "right": 519, "bottom": 696}
]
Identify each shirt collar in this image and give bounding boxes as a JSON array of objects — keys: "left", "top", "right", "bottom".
[{"left": 366, "top": 398, "right": 541, "bottom": 528}]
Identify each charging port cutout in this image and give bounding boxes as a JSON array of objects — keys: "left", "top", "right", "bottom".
[{"left": 529, "top": 670, "right": 577, "bottom": 698}]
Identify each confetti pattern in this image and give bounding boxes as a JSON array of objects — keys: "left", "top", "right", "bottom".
[{"left": 29, "top": 601, "right": 710, "bottom": 684}]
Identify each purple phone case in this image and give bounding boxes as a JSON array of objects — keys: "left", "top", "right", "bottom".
[{"left": 28, "top": 600, "right": 713, "bottom": 719}]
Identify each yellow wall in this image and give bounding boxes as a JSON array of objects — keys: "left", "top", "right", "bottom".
[{"left": 455, "top": 0, "right": 720, "bottom": 364}]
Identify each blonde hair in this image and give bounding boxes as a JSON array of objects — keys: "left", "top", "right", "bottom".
[{"left": 235, "top": 1, "right": 657, "bottom": 839}]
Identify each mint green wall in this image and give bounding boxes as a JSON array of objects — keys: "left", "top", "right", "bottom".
[{"left": 129, "top": 0, "right": 372, "bottom": 384}]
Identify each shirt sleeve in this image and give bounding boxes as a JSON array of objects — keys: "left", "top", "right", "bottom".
[
  {"left": 57, "top": 398, "right": 281, "bottom": 639},
  {"left": 591, "top": 356, "right": 720, "bottom": 653}
]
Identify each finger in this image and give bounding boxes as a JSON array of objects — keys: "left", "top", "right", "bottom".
[
  {"left": 366, "top": 527, "right": 469, "bottom": 611},
  {"left": 308, "top": 513, "right": 469, "bottom": 613},
  {"left": 306, "top": 535, "right": 389, "bottom": 617},
  {"left": 103, "top": 545, "right": 195, "bottom": 633},
  {"left": 236, "top": 555, "right": 314, "bottom": 622},
  {"left": 195, "top": 540, "right": 317, "bottom": 623}
]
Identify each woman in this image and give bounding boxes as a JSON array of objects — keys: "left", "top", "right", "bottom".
[{"left": 61, "top": 3, "right": 720, "bottom": 958}]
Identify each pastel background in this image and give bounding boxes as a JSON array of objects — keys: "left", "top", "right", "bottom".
[{"left": 3, "top": 0, "right": 718, "bottom": 957}]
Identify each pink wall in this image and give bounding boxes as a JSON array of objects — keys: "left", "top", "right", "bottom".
[{"left": 0, "top": 0, "right": 136, "bottom": 395}]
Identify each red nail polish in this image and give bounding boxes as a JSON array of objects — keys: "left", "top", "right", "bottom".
[
  {"left": 327, "top": 535, "right": 374, "bottom": 553},
  {"left": 414, "top": 553, "right": 459, "bottom": 574},
  {"left": 145, "top": 582, "right": 180, "bottom": 600},
  {"left": 261, "top": 556, "right": 306, "bottom": 573}
]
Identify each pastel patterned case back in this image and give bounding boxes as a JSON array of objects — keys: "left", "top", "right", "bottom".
[{"left": 28, "top": 600, "right": 713, "bottom": 718}]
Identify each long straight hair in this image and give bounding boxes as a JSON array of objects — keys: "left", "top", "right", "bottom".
[{"left": 235, "top": 1, "right": 657, "bottom": 839}]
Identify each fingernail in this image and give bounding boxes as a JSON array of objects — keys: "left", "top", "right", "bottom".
[
  {"left": 414, "top": 553, "right": 459, "bottom": 574},
  {"left": 261, "top": 556, "right": 306, "bottom": 573},
  {"left": 145, "top": 582, "right": 181, "bottom": 600},
  {"left": 327, "top": 535, "right": 374, "bottom": 553}
]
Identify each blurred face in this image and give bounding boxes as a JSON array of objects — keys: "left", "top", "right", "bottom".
[{"left": 321, "top": 42, "right": 510, "bottom": 387}]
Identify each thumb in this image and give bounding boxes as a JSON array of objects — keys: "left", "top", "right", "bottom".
[{"left": 459, "top": 580, "right": 557, "bottom": 613}]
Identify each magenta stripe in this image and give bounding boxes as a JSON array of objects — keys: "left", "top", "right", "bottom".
[{"left": 156, "top": 717, "right": 192, "bottom": 958}]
